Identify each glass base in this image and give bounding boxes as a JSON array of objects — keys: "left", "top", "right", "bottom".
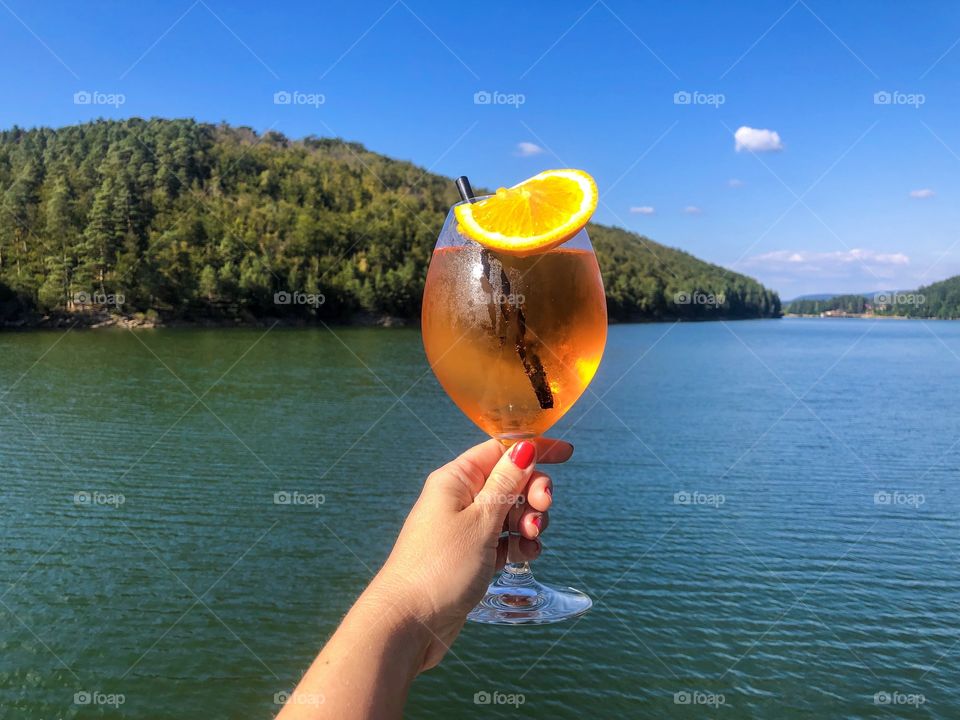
[{"left": 467, "top": 563, "right": 592, "bottom": 625}]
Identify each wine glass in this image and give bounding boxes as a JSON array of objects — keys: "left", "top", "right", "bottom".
[{"left": 421, "top": 197, "right": 607, "bottom": 624}]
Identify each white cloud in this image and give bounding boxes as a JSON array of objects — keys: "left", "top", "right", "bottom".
[
  {"left": 683, "top": 205, "right": 703, "bottom": 215},
  {"left": 909, "top": 188, "right": 935, "bottom": 199},
  {"left": 727, "top": 178, "right": 744, "bottom": 188},
  {"left": 515, "top": 142, "right": 544, "bottom": 157},
  {"left": 742, "top": 248, "right": 909, "bottom": 279},
  {"left": 630, "top": 206, "right": 655, "bottom": 215},
  {"left": 734, "top": 126, "right": 784, "bottom": 153}
]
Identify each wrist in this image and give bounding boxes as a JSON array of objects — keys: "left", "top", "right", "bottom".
[{"left": 356, "top": 572, "right": 434, "bottom": 649}]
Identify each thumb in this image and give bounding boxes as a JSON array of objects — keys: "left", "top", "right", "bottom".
[{"left": 472, "top": 440, "right": 537, "bottom": 533}]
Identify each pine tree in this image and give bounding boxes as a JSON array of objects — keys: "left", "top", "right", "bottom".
[
  {"left": 37, "top": 175, "right": 74, "bottom": 310},
  {"left": 83, "top": 175, "right": 118, "bottom": 294}
]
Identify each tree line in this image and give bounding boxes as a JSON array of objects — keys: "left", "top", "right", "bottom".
[
  {"left": 785, "top": 294, "right": 868, "bottom": 315},
  {"left": 879, "top": 278, "right": 960, "bottom": 318},
  {"left": 0, "top": 118, "right": 780, "bottom": 325},
  {"left": 785, "top": 281, "right": 960, "bottom": 318}
]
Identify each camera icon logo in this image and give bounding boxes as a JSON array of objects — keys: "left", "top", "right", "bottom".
[
  {"left": 674, "top": 292, "right": 691, "bottom": 305},
  {"left": 874, "top": 491, "right": 891, "bottom": 505},
  {"left": 673, "top": 91, "right": 692, "bottom": 105},
  {"left": 874, "top": 91, "right": 892, "bottom": 105},
  {"left": 74, "top": 491, "right": 91, "bottom": 506},
  {"left": 74, "top": 691, "right": 92, "bottom": 705},
  {"left": 874, "top": 691, "right": 892, "bottom": 705},
  {"left": 73, "top": 91, "right": 92, "bottom": 105},
  {"left": 274, "top": 491, "right": 292, "bottom": 505},
  {"left": 473, "top": 690, "right": 491, "bottom": 704},
  {"left": 274, "top": 91, "right": 292, "bottom": 105},
  {"left": 674, "top": 691, "right": 691, "bottom": 704},
  {"left": 473, "top": 90, "right": 492, "bottom": 105},
  {"left": 673, "top": 491, "right": 691, "bottom": 505},
  {"left": 274, "top": 291, "right": 291, "bottom": 305}
]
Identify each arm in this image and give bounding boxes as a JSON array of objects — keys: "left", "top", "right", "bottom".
[{"left": 277, "top": 437, "right": 571, "bottom": 719}]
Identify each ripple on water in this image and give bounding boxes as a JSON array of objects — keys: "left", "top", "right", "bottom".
[{"left": 2, "top": 322, "right": 960, "bottom": 717}]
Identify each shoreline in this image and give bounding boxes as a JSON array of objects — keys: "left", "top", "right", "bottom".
[
  {"left": 1, "top": 310, "right": 784, "bottom": 332},
  {"left": 13, "top": 311, "right": 959, "bottom": 331},
  {"left": 0, "top": 310, "right": 414, "bottom": 332},
  {"left": 782, "top": 313, "right": 935, "bottom": 320}
]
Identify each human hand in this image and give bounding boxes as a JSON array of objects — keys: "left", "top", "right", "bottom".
[{"left": 364, "top": 437, "right": 573, "bottom": 672}]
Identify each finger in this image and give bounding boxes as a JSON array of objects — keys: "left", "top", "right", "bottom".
[
  {"left": 524, "top": 472, "right": 553, "bottom": 512},
  {"left": 535, "top": 438, "right": 574, "bottom": 464},
  {"left": 424, "top": 438, "right": 507, "bottom": 507},
  {"left": 424, "top": 438, "right": 569, "bottom": 511},
  {"left": 473, "top": 440, "right": 537, "bottom": 534},
  {"left": 519, "top": 509, "right": 548, "bottom": 539}
]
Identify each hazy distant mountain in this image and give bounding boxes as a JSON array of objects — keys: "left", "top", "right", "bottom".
[
  {"left": 785, "top": 291, "right": 898, "bottom": 303},
  {"left": 786, "top": 293, "right": 850, "bottom": 303}
]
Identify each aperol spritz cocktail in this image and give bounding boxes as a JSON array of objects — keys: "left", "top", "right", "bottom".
[
  {"left": 422, "top": 177, "right": 607, "bottom": 624},
  {"left": 422, "top": 241, "right": 606, "bottom": 440}
]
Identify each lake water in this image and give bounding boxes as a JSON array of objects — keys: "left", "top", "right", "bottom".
[{"left": 2, "top": 319, "right": 959, "bottom": 718}]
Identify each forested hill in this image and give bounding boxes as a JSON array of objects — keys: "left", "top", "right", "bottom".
[
  {"left": 783, "top": 279, "right": 960, "bottom": 318},
  {"left": 0, "top": 118, "right": 780, "bottom": 326},
  {"left": 877, "top": 276, "right": 960, "bottom": 319},
  {"left": 908, "top": 275, "right": 960, "bottom": 320}
]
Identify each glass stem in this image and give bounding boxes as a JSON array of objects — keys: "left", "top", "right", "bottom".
[
  {"left": 505, "top": 494, "right": 531, "bottom": 575},
  {"left": 498, "top": 434, "right": 536, "bottom": 577}
]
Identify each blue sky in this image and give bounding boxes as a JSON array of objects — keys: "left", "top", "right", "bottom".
[{"left": 1, "top": 0, "right": 959, "bottom": 298}]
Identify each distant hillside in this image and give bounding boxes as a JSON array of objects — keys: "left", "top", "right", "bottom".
[
  {"left": 785, "top": 294, "right": 870, "bottom": 315},
  {"left": 785, "top": 281, "right": 960, "bottom": 318},
  {"left": 786, "top": 292, "right": 865, "bottom": 303},
  {"left": 887, "top": 275, "right": 960, "bottom": 318},
  {"left": 0, "top": 118, "right": 780, "bottom": 326}
]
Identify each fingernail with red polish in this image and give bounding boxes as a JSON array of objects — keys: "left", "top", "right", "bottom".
[
  {"left": 532, "top": 515, "right": 543, "bottom": 532},
  {"left": 509, "top": 441, "right": 536, "bottom": 470},
  {"left": 544, "top": 485, "right": 552, "bottom": 498}
]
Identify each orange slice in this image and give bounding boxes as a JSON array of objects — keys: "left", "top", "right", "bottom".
[{"left": 454, "top": 169, "right": 598, "bottom": 256}]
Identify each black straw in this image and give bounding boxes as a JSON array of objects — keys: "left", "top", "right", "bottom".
[
  {"left": 459, "top": 172, "right": 554, "bottom": 410},
  {"left": 455, "top": 176, "right": 476, "bottom": 203}
]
